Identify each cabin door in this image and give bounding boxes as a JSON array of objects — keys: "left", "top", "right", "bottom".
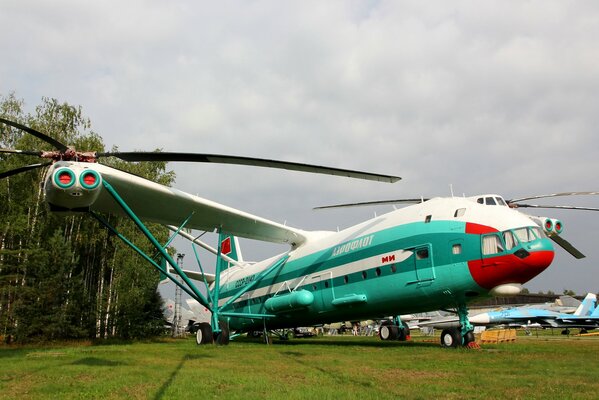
[{"left": 414, "top": 245, "right": 435, "bottom": 282}]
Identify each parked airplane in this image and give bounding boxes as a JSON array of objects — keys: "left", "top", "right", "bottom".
[
  {"left": 2, "top": 117, "right": 598, "bottom": 348},
  {"left": 469, "top": 293, "right": 598, "bottom": 333},
  {"left": 412, "top": 294, "right": 585, "bottom": 330},
  {"left": 163, "top": 298, "right": 212, "bottom": 333}
]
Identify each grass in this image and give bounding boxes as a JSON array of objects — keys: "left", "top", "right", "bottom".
[{"left": 1, "top": 332, "right": 598, "bottom": 399}]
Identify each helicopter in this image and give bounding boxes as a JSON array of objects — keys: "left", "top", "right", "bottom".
[{"left": 2, "top": 116, "right": 597, "bottom": 347}]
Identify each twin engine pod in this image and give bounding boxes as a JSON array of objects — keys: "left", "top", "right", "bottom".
[
  {"left": 531, "top": 216, "right": 564, "bottom": 236},
  {"left": 44, "top": 162, "right": 103, "bottom": 211}
]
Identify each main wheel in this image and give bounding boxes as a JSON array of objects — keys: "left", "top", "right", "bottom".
[
  {"left": 196, "top": 322, "right": 213, "bottom": 345},
  {"left": 440, "top": 328, "right": 461, "bottom": 348},
  {"left": 463, "top": 330, "right": 475, "bottom": 346},
  {"left": 379, "top": 322, "right": 399, "bottom": 341},
  {"left": 397, "top": 326, "right": 410, "bottom": 341},
  {"left": 214, "top": 321, "right": 230, "bottom": 345}
]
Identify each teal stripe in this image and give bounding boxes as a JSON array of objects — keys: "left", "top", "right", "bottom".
[{"left": 221, "top": 220, "right": 479, "bottom": 298}]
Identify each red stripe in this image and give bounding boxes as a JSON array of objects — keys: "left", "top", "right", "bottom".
[{"left": 465, "top": 222, "right": 498, "bottom": 235}]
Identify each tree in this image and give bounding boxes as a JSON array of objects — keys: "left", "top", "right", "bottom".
[{"left": 1, "top": 93, "right": 176, "bottom": 342}]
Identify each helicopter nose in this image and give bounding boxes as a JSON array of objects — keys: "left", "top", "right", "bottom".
[{"left": 468, "top": 238, "right": 555, "bottom": 290}]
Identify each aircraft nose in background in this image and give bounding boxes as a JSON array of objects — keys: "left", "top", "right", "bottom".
[{"left": 469, "top": 313, "right": 491, "bottom": 324}]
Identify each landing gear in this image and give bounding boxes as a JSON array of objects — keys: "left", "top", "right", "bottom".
[
  {"left": 195, "top": 322, "right": 213, "bottom": 345},
  {"left": 463, "top": 330, "right": 476, "bottom": 346},
  {"left": 440, "top": 328, "right": 461, "bottom": 348},
  {"left": 379, "top": 321, "right": 398, "bottom": 340},
  {"left": 214, "top": 322, "right": 230, "bottom": 345},
  {"left": 195, "top": 321, "right": 230, "bottom": 345},
  {"left": 440, "top": 304, "right": 476, "bottom": 348},
  {"left": 379, "top": 318, "right": 410, "bottom": 341}
]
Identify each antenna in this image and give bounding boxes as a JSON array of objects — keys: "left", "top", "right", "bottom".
[{"left": 450, "top": 184, "right": 454, "bottom": 198}]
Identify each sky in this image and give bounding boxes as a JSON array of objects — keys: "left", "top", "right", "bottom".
[{"left": 1, "top": 1, "right": 599, "bottom": 295}]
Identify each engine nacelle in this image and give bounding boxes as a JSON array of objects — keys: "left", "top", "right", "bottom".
[
  {"left": 44, "top": 162, "right": 102, "bottom": 211},
  {"left": 530, "top": 216, "right": 563, "bottom": 236}
]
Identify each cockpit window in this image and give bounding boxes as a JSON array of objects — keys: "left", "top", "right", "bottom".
[
  {"left": 477, "top": 198, "right": 484, "bottom": 204},
  {"left": 495, "top": 197, "right": 507, "bottom": 206},
  {"left": 482, "top": 234, "right": 504, "bottom": 255},
  {"left": 531, "top": 226, "right": 545, "bottom": 239},
  {"left": 503, "top": 230, "right": 517, "bottom": 250},
  {"left": 485, "top": 197, "right": 497, "bottom": 205},
  {"left": 514, "top": 227, "right": 536, "bottom": 243}
]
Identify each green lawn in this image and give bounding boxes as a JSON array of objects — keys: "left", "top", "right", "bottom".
[{"left": 2, "top": 333, "right": 598, "bottom": 399}]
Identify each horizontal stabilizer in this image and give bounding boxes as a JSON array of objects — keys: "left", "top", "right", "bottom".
[{"left": 168, "top": 267, "right": 215, "bottom": 284}]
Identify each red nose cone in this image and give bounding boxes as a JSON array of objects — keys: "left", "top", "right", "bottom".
[{"left": 468, "top": 250, "right": 555, "bottom": 290}]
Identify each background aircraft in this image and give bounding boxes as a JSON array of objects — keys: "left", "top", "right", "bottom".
[
  {"left": 1, "top": 117, "right": 598, "bottom": 348},
  {"left": 469, "top": 293, "right": 598, "bottom": 334}
]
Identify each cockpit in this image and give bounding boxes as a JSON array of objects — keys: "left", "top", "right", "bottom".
[
  {"left": 474, "top": 195, "right": 508, "bottom": 206},
  {"left": 481, "top": 226, "right": 546, "bottom": 258}
]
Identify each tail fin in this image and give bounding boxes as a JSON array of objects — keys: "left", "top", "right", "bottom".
[
  {"left": 557, "top": 295, "right": 581, "bottom": 308},
  {"left": 218, "top": 232, "right": 243, "bottom": 270},
  {"left": 574, "top": 293, "right": 597, "bottom": 317},
  {"left": 591, "top": 298, "right": 599, "bottom": 318}
]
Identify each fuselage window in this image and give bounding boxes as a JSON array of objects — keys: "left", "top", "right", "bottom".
[
  {"left": 362, "top": 271, "right": 367, "bottom": 280},
  {"left": 416, "top": 248, "right": 429, "bottom": 259},
  {"left": 503, "top": 230, "right": 517, "bottom": 250},
  {"left": 454, "top": 208, "right": 466, "bottom": 217},
  {"left": 390, "top": 264, "right": 397, "bottom": 273},
  {"left": 452, "top": 244, "right": 462, "bottom": 255},
  {"left": 482, "top": 234, "right": 504, "bottom": 255},
  {"left": 344, "top": 275, "right": 349, "bottom": 284},
  {"left": 477, "top": 198, "right": 484, "bottom": 204},
  {"left": 425, "top": 215, "right": 432, "bottom": 223},
  {"left": 375, "top": 267, "right": 381, "bottom": 277}
]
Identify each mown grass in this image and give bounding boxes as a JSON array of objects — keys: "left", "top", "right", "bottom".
[{"left": 1, "top": 333, "right": 598, "bottom": 399}]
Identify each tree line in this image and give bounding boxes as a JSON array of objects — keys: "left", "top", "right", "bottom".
[{"left": 0, "top": 93, "right": 176, "bottom": 343}]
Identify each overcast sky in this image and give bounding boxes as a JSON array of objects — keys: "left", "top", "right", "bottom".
[{"left": 2, "top": 1, "right": 599, "bottom": 294}]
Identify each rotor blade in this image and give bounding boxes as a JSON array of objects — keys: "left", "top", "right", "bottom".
[
  {"left": 0, "top": 162, "right": 51, "bottom": 179},
  {"left": 0, "top": 148, "right": 43, "bottom": 157},
  {"left": 97, "top": 152, "right": 401, "bottom": 183},
  {"left": 509, "top": 192, "right": 599, "bottom": 203},
  {"left": 549, "top": 235, "right": 586, "bottom": 259},
  {"left": 0, "top": 117, "right": 68, "bottom": 152},
  {"left": 314, "top": 198, "right": 427, "bottom": 210},
  {"left": 512, "top": 203, "right": 599, "bottom": 212}
]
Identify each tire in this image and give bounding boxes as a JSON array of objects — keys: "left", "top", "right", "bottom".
[
  {"left": 463, "top": 330, "right": 475, "bottom": 346},
  {"left": 196, "top": 322, "right": 213, "bottom": 345},
  {"left": 215, "top": 321, "right": 230, "bottom": 345},
  {"left": 379, "top": 323, "right": 399, "bottom": 341},
  {"left": 397, "top": 326, "right": 409, "bottom": 341},
  {"left": 440, "top": 328, "right": 461, "bottom": 348}
]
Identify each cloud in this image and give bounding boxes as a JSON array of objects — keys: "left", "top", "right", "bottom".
[{"left": 2, "top": 0, "right": 599, "bottom": 293}]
